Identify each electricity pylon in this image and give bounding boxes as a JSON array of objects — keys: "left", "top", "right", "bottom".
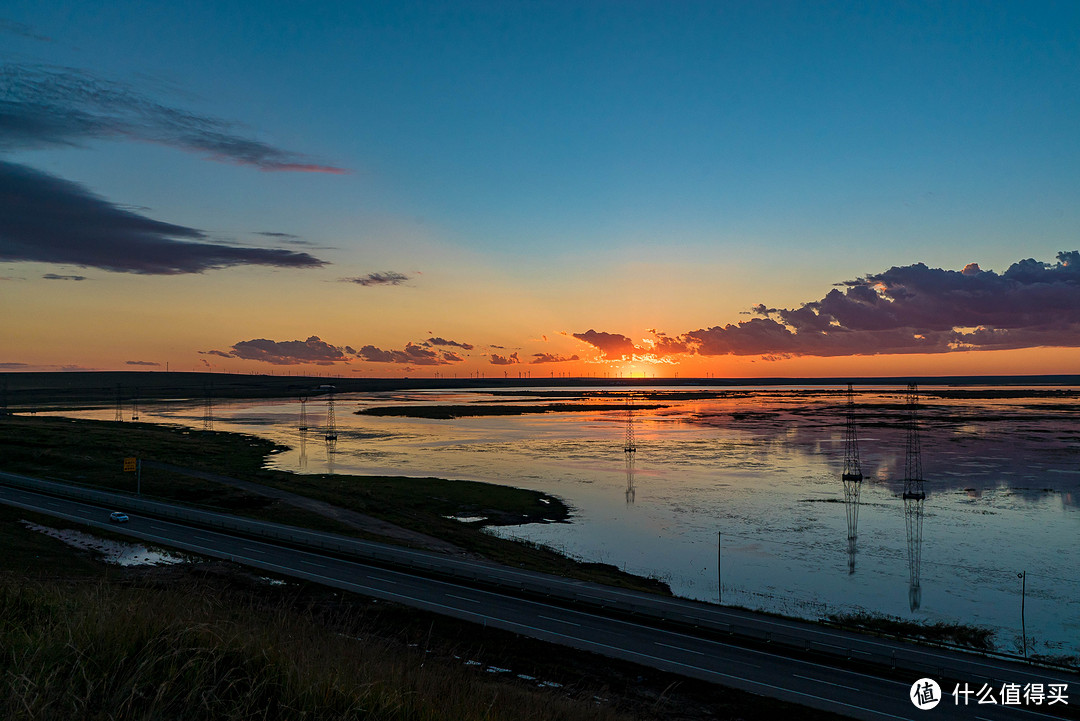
[
  {"left": 841, "top": 383, "right": 862, "bottom": 574},
  {"left": 902, "top": 383, "right": 925, "bottom": 610},
  {"left": 324, "top": 391, "right": 338, "bottom": 443},
  {"left": 624, "top": 397, "right": 636, "bottom": 503}
]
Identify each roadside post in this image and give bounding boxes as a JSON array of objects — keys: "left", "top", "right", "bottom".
[
  {"left": 123, "top": 457, "right": 140, "bottom": 495},
  {"left": 1018, "top": 570, "right": 1027, "bottom": 660}
]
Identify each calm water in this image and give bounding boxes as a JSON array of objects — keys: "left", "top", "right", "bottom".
[{"left": 48, "top": 386, "right": 1080, "bottom": 659}]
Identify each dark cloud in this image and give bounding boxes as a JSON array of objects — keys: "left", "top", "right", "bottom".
[
  {"left": 341, "top": 271, "right": 411, "bottom": 287},
  {"left": 0, "top": 20, "right": 51, "bottom": 42},
  {"left": 0, "top": 161, "right": 327, "bottom": 274},
  {"left": 125, "top": 360, "right": 159, "bottom": 366},
  {"left": 650, "top": 330, "right": 690, "bottom": 355},
  {"left": 0, "top": 64, "right": 345, "bottom": 173},
  {"left": 41, "top": 273, "right": 86, "bottom": 281},
  {"left": 530, "top": 353, "right": 580, "bottom": 364},
  {"left": 571, "top": 329, "right": 689, "bottom": 363},
  {"left": 356, "top": 342, "right": 462, "bottom": 366},
  {"left": 489, "top": 352, "right": 521, "bottom": 365},
  {"left": 686, "top": 251, "right": 1080, "bottom": 357},
  {"left": 214, "top": 336, "right": 351, "bottom": 366},
  {"left": 0, "top": 361, "right": 28, "bottom": 368},
  {"left": 427, "top": 337, "right": 474, "bottom": 351},
  {"left": 255, "top": 231, "right": 300, "bottom": 239},
  {"left": 571, "top": 330, "right": 640, "bottom": 360}
]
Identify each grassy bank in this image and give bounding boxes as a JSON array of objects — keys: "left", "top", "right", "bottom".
[
  {"left": 826, "top": 611, "right": 995, "bottom": 651},
  {"left": 0, "top": 506, "right": 843, "bottom": 721},
  {"left": 0, "top": 414, "right": 669, "bottom": 594}
]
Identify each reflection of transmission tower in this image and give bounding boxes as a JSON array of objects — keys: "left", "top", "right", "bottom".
[
  {"left": 298, "top": 397, "right": 309, "bottom": 431},
  {"left": 324, "top": 391, "right": 339, "bottom": 474},
  {"left": 299, "top": 426, "right": 308, "bottom": 470},
  {"left": 203, "top": 385, "right": 214, "bottom": 431},
  {"left": 114, "top": 385, "right": 124, "bottom": 422},
  {"left": 624, "top": 397, "right": 636, "bottom": 503},
  {"left": 131, "top": 387, "right": 140, "bottom": 421},
  {"left": 902, "top": 383, "right": 925, "bottom": 610},
  {"left": 297, "top": 396, "right": 310, "bottom": 469},
  {"left": 841, "top": 383, "right": 862, "bottom": 575}
]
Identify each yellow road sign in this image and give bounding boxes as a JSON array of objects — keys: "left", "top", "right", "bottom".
[{"left": 123, "top": 457, "right": 137, "bottom": 472}]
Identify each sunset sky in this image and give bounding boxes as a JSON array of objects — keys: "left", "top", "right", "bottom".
[{"left": 2, "top": 2, "right": 1079, "bottom": 378}]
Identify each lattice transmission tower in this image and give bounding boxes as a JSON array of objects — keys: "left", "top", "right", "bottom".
[
  {"left": 624, "top": 397, "right": 636, "bottom": 503},
  {"left": 902, "top": 383, "right": 925, "bottom": 610},
  {"left": 324, "top": 391, "right": 338, "bottom": 443},
  {"left": 841, "top": 383, "right": 862, "bottom": 574}
]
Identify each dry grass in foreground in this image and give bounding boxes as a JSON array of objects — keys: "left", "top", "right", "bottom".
[{"left": 0, "top": 574, "right": 636, "bottom": 721}]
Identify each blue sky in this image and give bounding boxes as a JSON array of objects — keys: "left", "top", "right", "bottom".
[{"left": 2, "top": 1, "right": 1079, "bottom": 375}]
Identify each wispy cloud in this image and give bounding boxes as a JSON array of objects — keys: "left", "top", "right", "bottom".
[
  {"left": 0, "top": 19, "right": 51, "bottom": 42},
  {"left": 255, "top": 231, "right": 300, "bottom": 239},
  {"left": 125, "top": 360, "right": 159, "bottom": 366},
  {"left": 0, "top": 64, "right": 345, "bottom": 173},
  {"left": 0, "top": 361, "right": 28, "bottom": 369},
  {"left": 0, "top": 161, "right": 327, "bottom": 274},
  {"left": 341, "top": 271, "right": 411, "bottom": 287},
  {"left": 41, "top": 273, "right": 87, "bottom": 281}
]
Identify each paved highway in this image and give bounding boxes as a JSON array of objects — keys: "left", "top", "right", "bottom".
[{"left": 1, "top": 483, "right": 1076, "bottom": 721}]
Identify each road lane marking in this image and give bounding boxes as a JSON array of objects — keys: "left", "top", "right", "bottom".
[
  {"left": 297, "top": 559, "right": 326, "bottom": 568},
  {"left": 654, "top": 641, "right": 704, "bottom": 656},
  {"left": 792, "top": 674, "right": 860, "bottom": 692},
  {"left": 0, "top": 495, "right": 973, "bottom": 721},
  {"left": 538, "top": 615, "right": 581, "bottom": 627},
  {"left": 446, "top": 593, "right": 481, "bottom": 604},
  {"left": 367, "top": 577, "right": 397, "bottom": 585}
]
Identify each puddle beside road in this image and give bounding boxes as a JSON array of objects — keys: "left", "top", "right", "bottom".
[{"left": 21, "top": 521, "right": 194, "bottom": 567}]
